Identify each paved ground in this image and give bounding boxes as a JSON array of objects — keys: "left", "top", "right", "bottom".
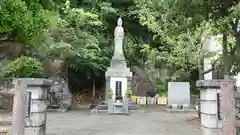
[{"left": 46, "top": 108, "right": 201, "bottom": 135}]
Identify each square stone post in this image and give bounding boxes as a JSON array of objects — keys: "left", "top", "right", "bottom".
[
  {"left": 12, "top": 78, "right": 52, "bottom": 135},
  {"left": 196, "top": 80, "right": 222, "bottom": 135},
  {"left": 12, "top": 79, "right": 27, "bottom": 135},
  {"left": 24, "top": 78, "right": 52, "bottom": 135},
  {"left": 220, "top": 81, "right": 236, "bottom": 135}
]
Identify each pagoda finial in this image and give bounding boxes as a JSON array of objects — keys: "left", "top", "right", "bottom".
[
  {"left": 117, "top": 18, "right": 122, "bottom": 26},
  {"left": 114, "top": 18, "right": 124, "bottom": 38}
]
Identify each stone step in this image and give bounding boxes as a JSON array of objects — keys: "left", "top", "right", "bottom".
[
  {"left": 95, "top": 104, "right": 140, "bottom": 111},
  {"left": 91, "top": 108, "right": 146, "bottom": 114},
  {"left": 165, "top": 108, "right": 197, "bottom": 113}
]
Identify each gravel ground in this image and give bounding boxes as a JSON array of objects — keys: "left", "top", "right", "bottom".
[{"left": 46, "top": 108, "right": 201, "bottom": 135}]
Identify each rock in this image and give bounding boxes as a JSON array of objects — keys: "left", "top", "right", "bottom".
[{"left": 48, "top": 76, "right": 72, "bottom": 111}]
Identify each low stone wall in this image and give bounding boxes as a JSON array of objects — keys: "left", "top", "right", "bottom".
[
  {"left": 131, "top": 96, "right": 168, "bottom": 105},
  {"left": 0, "top": 92, "right": 13, "bottom": 111},
  {"left": 131, "top": 95, "right": 199, "bottom": 107}
]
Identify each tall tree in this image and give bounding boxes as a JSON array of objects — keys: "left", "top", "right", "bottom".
[{"left": 0, "top": 0, "right": 57, "bottom": 59}]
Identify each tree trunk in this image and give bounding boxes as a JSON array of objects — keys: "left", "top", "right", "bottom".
[
  {"left": 231, "top": 19, "right": 240, "bottom": 53},
  {"left": 197, "top": 58, "right": 202, "bottom": 119},
  {"left": 198, "top": 57, "right": 203, "bottom": 80},
  {"left": 90, "top": 80, "right": 96, "bottom": 109},
  {"left": 222, "top": 33, "right": 230, "bottom": 80},
  {"left": 92, "top": 80, "right": 96, "bottom": 101}
]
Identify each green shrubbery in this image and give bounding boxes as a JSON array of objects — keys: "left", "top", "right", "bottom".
[
  {"left": 156, "top": 78, "right": 168, "bottom": 96},
  {"left": 108, "top": 88, "right": 113, "bottom": 99},
  {"left": 0, "top": 56, "right": 44, "bottom": 80},
  {"left": 125, "top": 88, "right": 132, "bottom": 98}
]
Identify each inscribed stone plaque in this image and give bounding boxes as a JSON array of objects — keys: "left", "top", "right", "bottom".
[
  {"left": 115, "top": 81, "right": 122, "bottom": 98},
  {"left": 25, "top": 92, "right": 32, "bottom": 118},
  {"left": 168, "top": 82, "right": 190, "bottom": 105}
]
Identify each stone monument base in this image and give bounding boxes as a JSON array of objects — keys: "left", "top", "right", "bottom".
[
  {"left": 164, "top": 104, "right": 196, "bottom": 113},
  {"left": 47, "top": 108, "right": 68, "bottom": 112},
  {"left": 92, "top": 100, "right": 141, "bottom": 114}
]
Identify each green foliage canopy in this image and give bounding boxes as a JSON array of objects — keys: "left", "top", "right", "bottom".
[
  {"left": 0, "top": 0, "right": 55, "bottom": 44},
  {"left": 0, "top": 56, "right": 44, "bottom": 79}
]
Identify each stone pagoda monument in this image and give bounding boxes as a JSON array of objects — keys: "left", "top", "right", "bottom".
[
  {"left": 105, "top": 18, "right": 132, "bottom": 114},
  {"left": 93, "top": 18, "right": 140, "bottom": 114},
  {"left": 105, "top": 18, "right": 132, "bottom": 102}
]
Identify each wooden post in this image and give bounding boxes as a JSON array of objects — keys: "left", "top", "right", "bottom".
[
  {"left": 220, "top": 81, "right": 236, "bottom": 135},
  {"left": 12, "top": 79, "right": 27, "bottom": 135}
]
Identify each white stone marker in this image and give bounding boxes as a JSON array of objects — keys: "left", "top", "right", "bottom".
[{"left": 168, "top": 82, "right": 190, "bottom": 108}]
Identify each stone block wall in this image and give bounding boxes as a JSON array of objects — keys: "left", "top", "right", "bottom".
[{"left": 133, "top": 96, "right": 167, "bottom": 105}]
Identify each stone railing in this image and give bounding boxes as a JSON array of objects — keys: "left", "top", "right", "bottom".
[{"left": 131, "top": 96, "right": 167, "bottom": 105}]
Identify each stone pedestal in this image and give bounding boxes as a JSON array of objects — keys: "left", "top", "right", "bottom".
[
  {"left": 196, "top": 80, "right": 222, "bottom": 135},
  {"left": 113, "top": 102, "right": 124, "bottom": 114},
  {"left": 105, "top": 68, "right": 132, "bottom": 100},
  {"left": 12, "top": 78, "right": 52, "bottom": 135},
  {"left": 108, "top": 99, "right": 129, "bottom": 115}
]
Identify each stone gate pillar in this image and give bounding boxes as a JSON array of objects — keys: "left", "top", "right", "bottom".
[
  {"left": 12, "top": 79, "right": 27, "bottom": 135},
  {"left": 12, "top": 78, "right": 52, "bottom": 135},
  {"left": 220, "top": 81, "right": 236, "bottom": 135},
  {"left": 196, "top": 80, "right": 222, "bottom": 135}
]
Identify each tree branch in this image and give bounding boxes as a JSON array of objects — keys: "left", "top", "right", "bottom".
[
  {"left": 230, "top": 19, "right": 239, "bottom": 34},
  {"left": 125, "top": 29, "right": 139, "bottom": 45},
  {"left": 201, "top": 58, "right": 220, "bottom": 75},
  {"left": 202, "top": 67, "right": 214, "bottom": 75},
  {"left": 197, "top": 35, "right": 209, "bottom": 56}
]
